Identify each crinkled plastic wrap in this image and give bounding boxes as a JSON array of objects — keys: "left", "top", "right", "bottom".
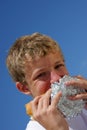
[{"left": 51, "top": 75, "right": 85, "bottom": 119}]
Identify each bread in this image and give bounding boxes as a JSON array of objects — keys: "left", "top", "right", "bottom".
[{"left": 25, "top": 101, "right": 32, "bottom": 116}]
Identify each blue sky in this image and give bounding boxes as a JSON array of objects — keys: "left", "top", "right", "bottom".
[{"left": 1, "top": 0, "right": 87, "bottom": 130}]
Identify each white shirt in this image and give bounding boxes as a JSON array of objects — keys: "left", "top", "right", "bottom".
[{"left": 26, "top": 109, "right": 87, "bottom": 130}]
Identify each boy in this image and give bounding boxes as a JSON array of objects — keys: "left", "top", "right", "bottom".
[{"left": 6, "top": 33, "right": 87, "bottom": 130}]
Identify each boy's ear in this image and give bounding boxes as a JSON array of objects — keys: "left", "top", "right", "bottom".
[{"left": 16, "top": 82, "right": 32, "bottom": 95}]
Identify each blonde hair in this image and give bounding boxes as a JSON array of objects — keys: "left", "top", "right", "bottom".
[{"left": 6, "top": 32, "right": 64, "bottom": 84}]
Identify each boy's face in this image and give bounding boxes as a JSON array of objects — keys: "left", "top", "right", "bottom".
[{"left": 25, "top": 52, "right": 69, "bottom": 97}]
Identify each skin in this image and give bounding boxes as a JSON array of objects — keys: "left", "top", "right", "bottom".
[
  {"left": 31, "top": 89, "right": 69, "bottom": 130},
  {"left": 16, "top": 52, "right": 69, "bottom": 130},
  {"left": 16, "top": 52, "right": 87, "bottom": 130},
  {"left": 25, "top": 52, "right": 68, "bottom": 97}
]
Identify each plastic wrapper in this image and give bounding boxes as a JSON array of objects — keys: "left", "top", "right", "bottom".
[{"left": 51, "top": 75, "right": 85, "bottom": 119}]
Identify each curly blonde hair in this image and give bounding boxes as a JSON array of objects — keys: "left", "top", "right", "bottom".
[{"left": 6, "top": 32, "right": 64, "bottom": 85}]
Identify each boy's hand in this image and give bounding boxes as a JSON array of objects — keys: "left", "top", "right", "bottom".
[
  {"left": 26, "top": 89, "right": 69, "bottom": 130},
  {"left": 65, "top": 76, "right": 87, "bottom": 109}
]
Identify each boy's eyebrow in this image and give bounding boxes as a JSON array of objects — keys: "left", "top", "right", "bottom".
[
  {"left": 33, "top": 67, "right": 48, "bottom": 74},
  {"left": 54, "top": 60, "right": 64, "bottom": 65}
]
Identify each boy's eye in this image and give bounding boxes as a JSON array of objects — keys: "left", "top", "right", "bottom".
[
  {"left": 36, "top": 72, "right": 47, "bottom": 79},
  {"left": 55, "top": 64, "right": 64, "bottom": 69}
]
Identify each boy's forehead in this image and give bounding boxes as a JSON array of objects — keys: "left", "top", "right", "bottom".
[{"left": 25, "top": 52, "right": 64, "bottom": 71}]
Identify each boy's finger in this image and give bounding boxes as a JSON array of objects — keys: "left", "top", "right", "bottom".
[{"left": 51, "top": 91, "right": 62, "bottom": 107}]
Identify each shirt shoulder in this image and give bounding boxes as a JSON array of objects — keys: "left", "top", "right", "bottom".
[{"left": 67, "top": 109, "right": 87, "bottom": 130}]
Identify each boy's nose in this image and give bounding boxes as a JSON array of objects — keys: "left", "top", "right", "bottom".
[{"left": 50, "top": 71, "right": 62, "bottom": 84}]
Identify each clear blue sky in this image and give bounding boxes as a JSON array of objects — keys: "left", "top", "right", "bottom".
[{"left": 1, "top": 0, "right": 87, "bottom": 130}]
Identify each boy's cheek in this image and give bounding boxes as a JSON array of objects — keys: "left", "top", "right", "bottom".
[{"left": 38, "top": 84, "right": 50, "bottom": 95}]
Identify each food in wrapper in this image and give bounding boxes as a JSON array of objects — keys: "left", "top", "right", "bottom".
[{"left": 51, "top": 75, "right": 85, "bottom": 119}]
